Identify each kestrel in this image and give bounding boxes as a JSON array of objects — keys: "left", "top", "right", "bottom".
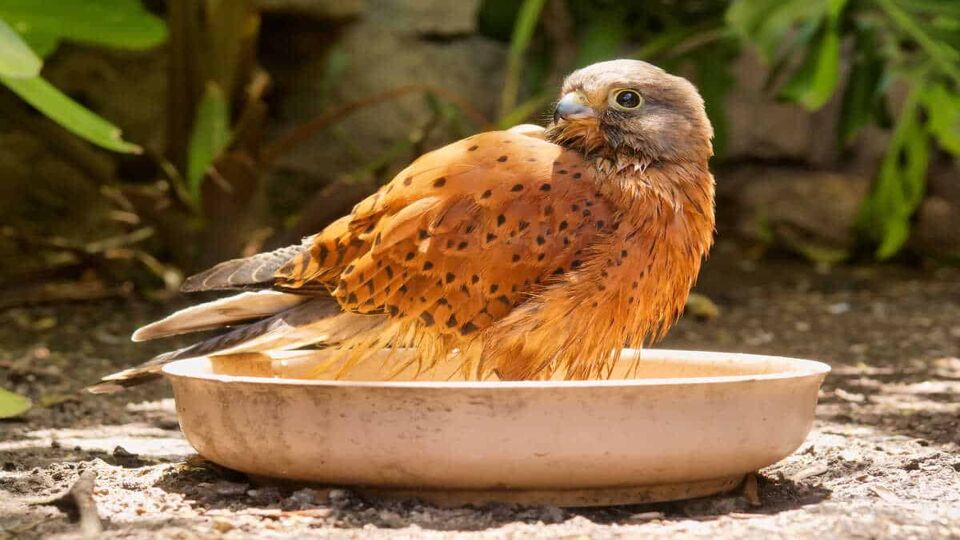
[{"left": 93, "top": 59, "right": 714, "bottom": 390}]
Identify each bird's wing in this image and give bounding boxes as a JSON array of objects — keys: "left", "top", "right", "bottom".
[
  {"left": 274, "top": 130, "right": 614, "bottom": 338},
  {"left": 179, "top": 238, "right": 315, "bottom": 292},
  {"left": 102, "top": 131, "right": 615, "bottom": 391}
]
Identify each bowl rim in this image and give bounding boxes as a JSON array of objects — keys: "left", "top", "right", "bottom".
[{"left": 162, "top": 348, "right": 831, "bottom": 389}]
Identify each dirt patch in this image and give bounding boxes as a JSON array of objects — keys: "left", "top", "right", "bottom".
[{"left": 2, "top": 248, "right": 959, "bottom": 538}]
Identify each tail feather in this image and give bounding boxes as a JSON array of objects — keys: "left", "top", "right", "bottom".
[
  {"left": 132, "top": 291, "right": 308, "bottom": 342},
  {"left": 89, "top": 299, "right": 386, "bottom": 393},
  {"left": 180, "top": 238, "right": 313, "bottom": 293}
]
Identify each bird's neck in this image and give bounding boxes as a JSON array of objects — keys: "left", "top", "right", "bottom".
[{"left": 595, "top": 158, "right": 716, "bottom": 230}]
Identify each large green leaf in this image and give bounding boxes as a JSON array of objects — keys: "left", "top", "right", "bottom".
[
  {"left": 0, "top": 387, "right": 31, "bottom": 418},
  {"left": 0, "top": 17, "right": 40, "bottom": 78},
  {"left": 778, "top": 0, "right": 847, "bottom": 110},
  {"left": 499, "top": 0, "right": 547, "bottom": 118},
  {"left": 778, "top": 25, "right": 840, "bottom": 109},
  {"left": 897, "top": 0, "right": 960, "bottom": 18},
  {"left": 187, "top": 83, "right": 232, "bottom": 203},
  {"left": 19, "top": 31, "right": 60, "bottom": 58},
  {"left": 1, "top": 75, "right": 142, "bottom": 153},
  {"left": 858, "top": 88, "right": 930, "bottom": 259},
  {"left": 921, "top": 83, "right": 960, "bottom": 155},
  {"left": 690, "top": 41, "right": 740, "bottom": 156},
  {"left": 0, "top": 0, "right": 166, "bottom": 53},
  {"left": 875, "top": 0, "right": 960, "bottom": 87},
  {"left": 726, "top": 0, "right": 827, "bottom": 61},
  {"left": 837, "top": 27, "right": 888, "bottom": 144}
]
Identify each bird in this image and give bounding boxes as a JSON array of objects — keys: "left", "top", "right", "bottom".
[{"left": 90, "top": 59, "right": 715, "bottom": 392}]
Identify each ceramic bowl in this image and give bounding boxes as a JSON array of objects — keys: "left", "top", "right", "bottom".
[{"left": 163, "top": 349, "right": 829, "bottom": 506}]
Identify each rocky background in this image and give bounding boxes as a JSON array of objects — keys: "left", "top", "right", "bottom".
[{"left": 1, "top": 0, "right": 958, "bottom": 292}]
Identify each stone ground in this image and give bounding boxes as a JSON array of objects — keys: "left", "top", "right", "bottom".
[{"left": 1, "top": 245, "right": 959, "bottom": 539}]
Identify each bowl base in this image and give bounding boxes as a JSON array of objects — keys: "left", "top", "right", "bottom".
[{"left": 249, "top": 474, "right": 746, "bottom": 508}]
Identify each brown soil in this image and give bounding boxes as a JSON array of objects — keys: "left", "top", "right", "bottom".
[{"left": 1, "top": 246, "right": 959, "bottom": 539}]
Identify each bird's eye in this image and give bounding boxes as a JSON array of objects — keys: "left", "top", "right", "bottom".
[{"left": 611, "top": 89, "right": 642, "bottom": 110}]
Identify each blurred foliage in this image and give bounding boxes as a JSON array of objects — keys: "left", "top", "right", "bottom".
[
  {"left": 0, "top": 0, "right": 166, "bottom": 152},
  {"left": 0, "top": 0, "right": 266, "bottom": 284},
  {"left": 483, "top": 0, "right": 959, "bottom": 259},
  {"left": 0, "top": 386, "right": 30, "bottom": 418},
  {"left": 727, "top": 0, "right": 960, "bottom": 259},
  {"left": 0, "top": 18, "right": 41, "bottom": 78},
  {"left": 499, "top": 0, "right": 548, "bottom": 118},
  {"left": 186, "top": 82, "right": 232, "bottom": 206},
  {"left": 0, "top": 0, "right": 168, "bottom": 53},
  {"left": 0, "top": 0, "right": 957, "bottom": 285}
]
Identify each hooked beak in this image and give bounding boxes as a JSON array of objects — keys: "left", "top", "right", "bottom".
[{"left": 553, "top": 92, "right": 595, "bottom": 123}]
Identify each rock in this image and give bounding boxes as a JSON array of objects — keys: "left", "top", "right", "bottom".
[
  {"left": 0, "top": 130, "right": 120, "bottom": 281},
  {"left": 627, "top": 511, "right": 664, "bottom": 522},
  {"left": 721, "top": 51, "right": 891, "bottom": 170},
  {"left": 926, "top": 158, "right": 960, "bottom": 203},
  {"left": 41, "top": 46, "right": 167, "bottom": 154},
  {"left": 722, "top": 165, "right": 869, "bottom": 262},
  {"left": 911, "top": 159, "right": 960, "bottom": 260},
  {"left": 258, "top": 0, "right": 366, "bottom": 19},
  {"left": 262, "top": 0, "right": 505, "bottom": 218},
  {"left": 723, "top": 52, "right": 838, "bottom": 165},
  {"left": 386, "top": 0, "right": 482, "bottom": 36},
  {"left": 211, "top": 517, "right": 235, "bottom": 532},
  {"left": 912, "top": 196, "right": 960, "bottom": 260},
  {"left": 290, "top": 487, "right": 320, "bottom": 506}
]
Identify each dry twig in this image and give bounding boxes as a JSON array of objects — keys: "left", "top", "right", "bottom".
[{"left": 32, "top": 470, "right": 103, "bottom": 538}]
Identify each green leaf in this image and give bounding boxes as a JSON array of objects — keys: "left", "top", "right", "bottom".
[
  {"left": 0, "top": 387, "right": 31, "bottom": 418},
  {"left": 778, "top": 25, "right": 840, "bottom": 109},
  {"left": 1, "top": 75, "right": 142, "bottom": 153},
  {"left": 497, "top": 92, "right": 553, "bottom": 129},
  {"left": 0, "top": 0, "right": 167, "bottom": 51},
  {"left": 837, "top": 27, "right": 887, "bottom": 144},
  {"left": 897, "top": 0, "right": 960, "bottom": 18},
  {"left": 763, "top": 18, "right": 822, "bottom": 93},
  {"left": 778, "top": 0, "right": 846, "bottom": 110},
  {"left": 858, "top": 87, "right": 930, "bottom": 259},
  {"left": 0, "top": 17, "right": 41, "bottom": 78},
  {"left": 20, "top": 31, "right": 59, "bottom": 58},
  {"left": 187, "top": 83, "right": 232, "bottom": 203},
  {"left": 690, "top": 41, "right": 740, "bottom": 156},
  {"left": 499, "top": 0, "right": 547, "bottom": 119},
  {"left": 921, "top": 83, "right": 960, "bottom": 155},
  {"left": 874, "top": 0, "right": 960, "bottom": 88},
  {"left": 727, "top": 0, "right": 826, "bottom": 61}
]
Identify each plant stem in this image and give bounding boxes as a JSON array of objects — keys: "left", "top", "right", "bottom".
[
  {"left": 497, "top": 93, "right": 554, "bottom": 129},
  {"left": 874, "top": 0, "right": 960, "bottom": 87},
  {"left": 499, "top": 0, "right": 548, "bottom": 120},
  {"left": 165, "top": 0, "right": 201, "bottom": 173},
  {"left": 627, "top": 20, "right": 728, "bottom": 60}
]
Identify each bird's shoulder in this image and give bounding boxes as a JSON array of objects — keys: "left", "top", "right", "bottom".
[
  {"left": 353, "top": 130, "right": 598, "bottom": 222},
  {"left": 278, "top": 130, "right": 616, "bottom": 336}
]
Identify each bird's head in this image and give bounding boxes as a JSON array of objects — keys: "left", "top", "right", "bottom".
[{"left": 545, "top": 59, "right": 713, "bottom": 169}]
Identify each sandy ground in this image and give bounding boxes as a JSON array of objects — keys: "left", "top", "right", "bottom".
[{"left": 1, "top": 247, "right": 959, "bottom": 539}]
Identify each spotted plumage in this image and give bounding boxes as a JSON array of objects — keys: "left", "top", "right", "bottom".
[
  {"left": 273, "top": 132, "right": 611, "bottom": 345},
  {"left": 93, "top": 59, "right": 715, "bottom": 391}
]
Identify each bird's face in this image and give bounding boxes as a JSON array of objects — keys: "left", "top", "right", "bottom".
[{"left": 546, "top": 59, "right": 713, "bottom": 166}]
